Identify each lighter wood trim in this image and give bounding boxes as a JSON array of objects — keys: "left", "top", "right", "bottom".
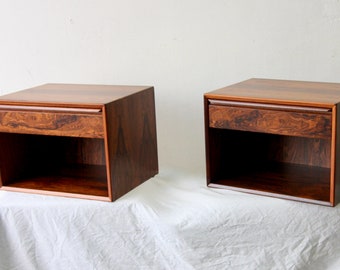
[
  {"left": 208, "top": 183, "right": 332, "bottom": 206},
  {"left": 330, "top": 105, "right": 337, "bottom": 206},
  {"left": 0, "top": 105, "right": 101, "bottom": 113},
  {"left": 102, "top": 106, "right": 113, "bottom": 201},
  {"left": 209, "top": 99, "right": 331, "bottom": 113},
  {"left": 0, "top": 186, "right": 111, "bottom": 202}
]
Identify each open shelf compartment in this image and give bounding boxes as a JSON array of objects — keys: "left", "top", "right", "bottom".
[
  {"left": 206, "top": 129, "right": 332, "bottom": 205},
  {"left": 0, "top": 133, "right": 110, "bottom": 201}
]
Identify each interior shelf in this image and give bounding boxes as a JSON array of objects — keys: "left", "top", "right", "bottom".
[
  {"left": 4, "top": 164, "right": 108, "bottom": 198},
  {"left": 209, "top": 162, "right": 330, "bottom": 202}
]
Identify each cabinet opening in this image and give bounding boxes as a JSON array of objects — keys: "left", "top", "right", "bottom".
[
  {"left": 207, "top": 128, "right": 331, "bottom": 202},
  {"left": 0, "top": 133, "right": 108, "bottom": 197}
]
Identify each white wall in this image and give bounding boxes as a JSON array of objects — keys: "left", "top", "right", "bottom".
[{"left": 0, "top": 0, "right": 339, "bottom": 174}]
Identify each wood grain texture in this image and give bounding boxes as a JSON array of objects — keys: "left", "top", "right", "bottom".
[
  {"left": 104, "top": 87, "right": 158, "bottom": 201},
  {"left": 334, "top": 105, "right": 340, "bottom": 206},
  {"left": 209, "top": 163, "right": 330, "bottom": 202},
  {"left": 0, "top": 134, "right": 108, "bottom": 197},
  {"left": 205, "top": 128, "right": 332, "bottom": 205},
  {"left": 268, "top": 136, "right": 331, "bottom": 168},
  {"left": 204, "top": 78, "right": 340, "bottom": 206},
  {"left": 205, "top": 78, "right": 340, "bottom": 108},
  {"left": 0, "top": 84, "right": 158, "bottom": 201},
  {"left": 209, "top": 104, "right": 332, "bottom": 139},
  {"left": 0, "top": 83, "right": 151, "bottom": 107},
  {"left": 2, "top": 165, "right": 108, "bottom": 197},
  {"left": 0, "top": 110, "right": 104, "bottom": 138}
]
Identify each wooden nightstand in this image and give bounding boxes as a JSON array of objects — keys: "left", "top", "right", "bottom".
[
  {"left": 0, "top": 83, "right": 158, "bottom": 201},
  {"left": 204, "top": 78, "right": 340, "bottom": 206}
]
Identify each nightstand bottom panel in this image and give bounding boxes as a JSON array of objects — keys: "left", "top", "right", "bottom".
[
  {"left": 208, "top": 163, "right": 330, "bottom": 204},
  {"left": 1, "top": 164, "right": 109, "bottom": 199}
]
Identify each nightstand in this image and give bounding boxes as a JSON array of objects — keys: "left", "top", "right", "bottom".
[
  {"left": 0, "top": 83, "right": 158, "bottom": 201},
  {"left": 204, "top": 78, "right": 340, "bottom": 206}
]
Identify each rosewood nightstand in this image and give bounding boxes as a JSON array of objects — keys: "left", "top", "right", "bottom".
[
  {"left": 0, "top": 83, "right": 158, "bottom": 201},
  {"left": 204, "top": 78, "right": 340, "bottom": 206}
]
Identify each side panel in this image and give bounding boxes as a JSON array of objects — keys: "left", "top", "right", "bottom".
[
  {"left": 334, "top": 105, "right": 340, "bottom": 206},
  {"left": 104, "top": 88, "right": 158, "bottom": 201}
]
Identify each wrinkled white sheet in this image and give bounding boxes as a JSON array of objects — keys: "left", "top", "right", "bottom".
[{"left": 1, "top": 169, "right": 340, "bottom": 270}]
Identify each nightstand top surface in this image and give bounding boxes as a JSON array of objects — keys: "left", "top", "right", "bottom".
[
  {"left": 0, "top": 84, "right": 152, "bottom": 107},
  {"left": 205, "top": 78, "right": 340, "bottom": 108}
]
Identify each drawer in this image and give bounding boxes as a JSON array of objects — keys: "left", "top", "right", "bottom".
[
  {"left": 208, "top": 100, "right": 332, "bottom": 139},
  {"left": 0, "top": 106, "right": 104, "bottom": 138}
]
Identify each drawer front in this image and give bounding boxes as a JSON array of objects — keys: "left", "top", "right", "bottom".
[
  {"left": 0, "top": 110, "right": 104, "bottom": 138},
  {"left": 208, "top": 103, "right": 332, "bottom": 139}
]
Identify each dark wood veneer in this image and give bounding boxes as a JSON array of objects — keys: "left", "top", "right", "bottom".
[
  {"left": 205, "top": 78, "right": 340, "bottom": 206},
  {"left": 209, "top": 104, "right": 332, "bottom": 139},
  {"left": 0, "top": 83, "right": 158, "bottom": 201}
]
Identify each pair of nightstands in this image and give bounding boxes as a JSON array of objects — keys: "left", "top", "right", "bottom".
[{"left": 1, "top": 79, "right": 340, "bottom": 206}]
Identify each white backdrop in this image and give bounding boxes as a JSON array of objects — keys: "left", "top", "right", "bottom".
[{"left": 0, "top": 0, "right": 339, "bottom": 173}]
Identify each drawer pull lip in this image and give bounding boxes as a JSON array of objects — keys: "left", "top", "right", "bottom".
[
  {"left": 208, "top": 99, "right": 331, "bottom": 112},
  {"left": 0, "top": 105, "right": 101, "bottom": 113}
]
